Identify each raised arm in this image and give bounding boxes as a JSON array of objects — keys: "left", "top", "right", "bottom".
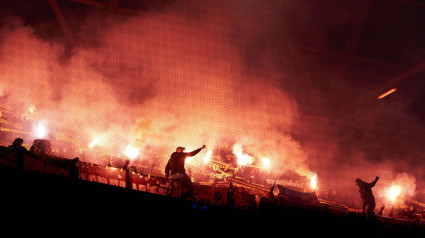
[
  {"left": 369, "top": 176, "right": 379, "bottom": 188},
  {"left": 187, "top": 145, "right": 206, "bottom": 157}
]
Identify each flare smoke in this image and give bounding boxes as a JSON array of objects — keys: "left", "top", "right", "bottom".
[{"left": 0, "top": 1, "right": 424, "bottom": 204}]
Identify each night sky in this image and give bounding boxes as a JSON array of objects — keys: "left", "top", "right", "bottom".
[{"left": 1, "top": 0, "right": 425, "bottom": 209}]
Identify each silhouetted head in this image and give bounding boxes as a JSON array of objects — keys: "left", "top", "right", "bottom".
[
  {"left": 176, "top": 146, "right": 185, "bottom": 152},
  {"left": 355, "top": 178, "right": 362, "bottom": 185},
  {"left": 12, "top": 138, "right": 23, "bottom": 147}
]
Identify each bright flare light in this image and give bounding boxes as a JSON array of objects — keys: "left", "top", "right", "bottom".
[
  {"left": 183, "top": 147, "right": 194, "bottom": 164},
  {"left": 261, "top": 158, "right": 271, "bottom": 168},
  {"left": 387, "top": 185, "right": 401, "bottom": 203},
  {"left": 310, "top": 174, "right": 318, "bottom": 190},
  {"left": 233, "top": 143, "right": 254, "bottom": 166},
  {"left": 125, "top": 145, "right": 139, "bottom": 160},
  {"left": 29, "top": 106, "right": 35, "bottom": 113},
  {"left": 36, "top": 122, "right": 47, "bottom": 138},
  {"left": 89, "top": 137, "right": 100, "bottom": 148},
  {"left": 203, "top": 150, "right": 213, "bottom": 164}
]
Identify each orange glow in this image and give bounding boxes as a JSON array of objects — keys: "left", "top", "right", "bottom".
[
  {"left": 310, "top": 174, "right": 318, "bottom": 190},
  {"left": 387, "top": 185, "right": 401, "bottom": 203},
  {"left": 384, "top": 173, "right": 416, "bottom": 204},
  {"left": 124, "top": 145, "right": 139, "bottom": 160},
  {"left": 36, "top": 122, "right": 47, "bottom": 138},
  {"left": 378, "top": 88, "right": 397, "bottom": 99},
  {"left": 89, "top": 137, "right": 100, "bottom": 148},
  {"left": 183, "top": 147, "right": 194, "bottom": 164},
  {"left": 233, "top": 143, "right": 254, "bottom": 166},
  {"left": 0, "top": 8, "right": 323, "bottom": 190},
  {"left": 203, "top": 149, "right": 213, "bottom": 163},
  {"left": 261, "top": 157, "right": 271, "bottom": 169}
]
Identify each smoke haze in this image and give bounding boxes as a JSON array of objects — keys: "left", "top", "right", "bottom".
[{"left": 0, "top": 0, "right": 424, "bottom": 206}]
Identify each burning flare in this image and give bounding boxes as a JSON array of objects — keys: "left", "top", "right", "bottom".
[
  {"left": 203, "top": 149, "right": 213, "bottom": 164},
  {"left": 89, "top": 137, "right": 100, "bottom": 148},
  {"left": 233, "top": 143, "right": 254, "bottom": 166},
  {"left": 310, "top": 173, "right": 318, "bottom": 190},
  {"left": 385, "top": 173, "right": 416, "bottom": 204},
  {"left": 124, "top": 145, "right": 139, "bottom": 160},
  {"left": 261, "top": 157, "right": 271, "bottom": 169},
  {"left": 35, "top": 122, "right": 47, "bottom": 138},
  {"left": 387, "top": 185, "right": 402, "bottom": 203}
]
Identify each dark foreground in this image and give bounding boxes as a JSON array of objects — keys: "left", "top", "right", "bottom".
[{"left": 1, "top": 164, "right": 423, "bottom": 236}]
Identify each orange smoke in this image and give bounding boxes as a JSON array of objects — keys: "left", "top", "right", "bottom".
[{"left": 0, "top": 4, "right": 315, "bottom": 183}]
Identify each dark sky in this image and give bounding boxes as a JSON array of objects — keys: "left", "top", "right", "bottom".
[{"left": 1, "top": 0, "right": 425, "bottom": 206}]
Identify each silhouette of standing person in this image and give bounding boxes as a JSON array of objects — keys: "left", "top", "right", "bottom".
[
  {"left": 355, "top": 176, "right": 379, "bottom": 218},
  {"left": 165, "top": 145, "right": 205, "bottom": 199}
]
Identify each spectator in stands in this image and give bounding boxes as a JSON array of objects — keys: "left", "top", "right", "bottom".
[
  {"left": 9, "top": 138, "right": 24, "bottom": 149},
  {"left": 71, "top": 157, "right": 80, "bottom": 179},
  {"left": 8, "top": 138, "right": 26, "bottom": 168},
  {"left": 227, "top": 181, "right": 235, "bottom": 207},
  {"left": 355, "top": 176, "right": 379, "bottom": 219},
  {"left": 165, "top": 145, "right": 205, "bottom": 199},
  {"left": 123, "top": 159, "right": 130, "bottom": 170}
]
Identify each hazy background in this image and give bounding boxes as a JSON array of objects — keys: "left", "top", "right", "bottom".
[{"left": 0, "top": 0, "right": 424, "bottom": 210}]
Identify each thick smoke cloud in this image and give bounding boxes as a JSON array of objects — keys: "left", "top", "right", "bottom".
[{"left": 0, "top": 0, "right": 424, "bottom": 206}]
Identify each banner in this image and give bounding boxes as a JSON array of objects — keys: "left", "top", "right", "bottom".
[{"left": 277, "top": 185, "right": 319, "bottom": 206}]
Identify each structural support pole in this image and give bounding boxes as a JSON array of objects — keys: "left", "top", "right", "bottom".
[{"left": 47, "top": 0, "right": 75, "bottom": 47}]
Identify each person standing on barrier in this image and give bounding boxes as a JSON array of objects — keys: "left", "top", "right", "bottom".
[
  {"left": 355, "top": 176, "right": 379, "bottom": 219},
  {"left": 165, "top": 145, "right": 205, "bottom": 199}
]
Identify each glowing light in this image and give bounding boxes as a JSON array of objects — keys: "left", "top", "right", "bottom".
[
  {"left": 378, "top": 88, "right": 397, "bottom": 99},
  {"left": 183, "top": 147, "right": 194, "bottom": 164},
  {"left": 387, "top": 185, "right": 401, "bottom": 203},
  {"left": 233, "top": 143, "right": 254, "bottom": 166},
  {"left": 261, "top": 157, "right": 271, "bottom": 168},
  {"left": 36, "top": 122, "right": 47, "bottom": 138},
  {"left": 89, "top": 137, "right": 100, "bottom": 148},
  {"left": 310, "top": 173, "right": 318, "bottom": 190},
  {"left": 125, "top": 145, "right": 139, "bottom": 160},
  {"left": 203, "top": 150, "right": 213, "bottom": 163},
  {"left": 29, "top": 106, "right": 35, "bottom": 113}
]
